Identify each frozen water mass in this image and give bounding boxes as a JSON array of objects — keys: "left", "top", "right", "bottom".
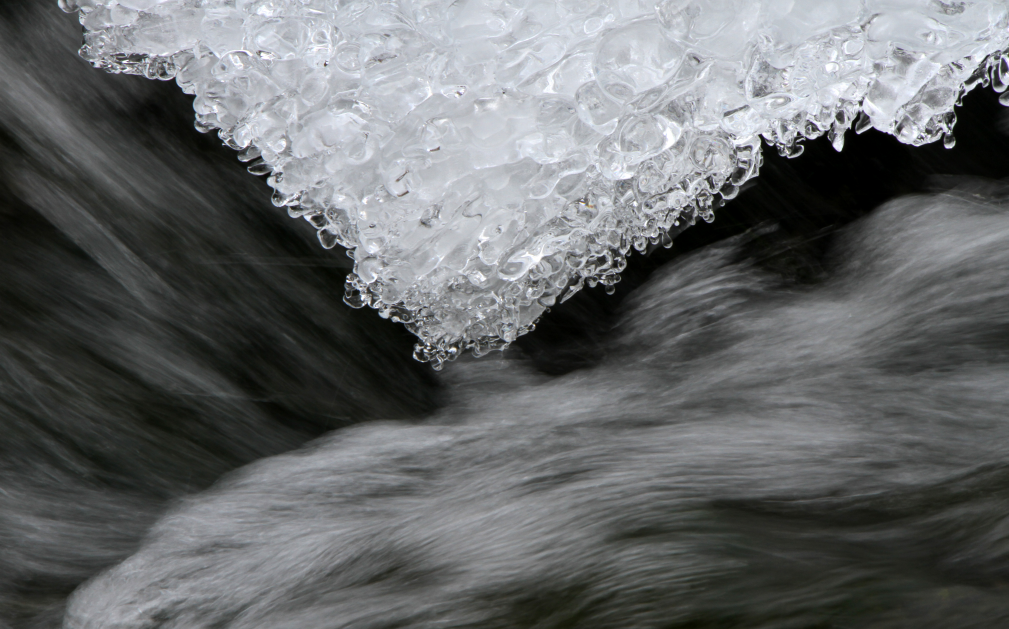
[{"left": 60, "top": 0, "right": 1009, "bottom": 368}]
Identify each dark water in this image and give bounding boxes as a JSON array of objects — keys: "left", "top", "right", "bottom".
[{"left": 4, "top": 2, "right": 1009, "bottom": 628}]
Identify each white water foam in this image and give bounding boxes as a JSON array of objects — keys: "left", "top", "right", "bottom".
[{"left": 59, "top": 0, "right": 1009, "bottom": 367}]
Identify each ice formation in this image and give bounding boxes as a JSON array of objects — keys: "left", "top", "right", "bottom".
[{"left": 59, "top": 0, "right": 1009, "bottom": 367}]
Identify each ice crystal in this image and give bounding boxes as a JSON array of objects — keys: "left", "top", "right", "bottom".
[{"left": 59, "top": 0, "right": 1009, "bottom": 368}]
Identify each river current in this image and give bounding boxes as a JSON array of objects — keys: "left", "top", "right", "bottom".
[{"left": 4, "top": 2, "right": 1009, "bottom": 628}]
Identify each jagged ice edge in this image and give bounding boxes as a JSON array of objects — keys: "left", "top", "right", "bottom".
[{"left": 59, "top": 3, "right": 1009, "bottom": 369}]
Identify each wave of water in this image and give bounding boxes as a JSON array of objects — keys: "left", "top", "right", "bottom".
[{"left": 67, "top": 188, "right": 1009, "bottom": 629}]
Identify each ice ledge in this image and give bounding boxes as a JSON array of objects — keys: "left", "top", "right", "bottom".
[{"left": 60, "top": 0, "right": 1009, "bottom": 368}]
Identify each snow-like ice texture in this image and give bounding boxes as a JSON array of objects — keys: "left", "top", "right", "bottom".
[{"left": 59, "top": 0, "right": 1009, "bottom": 367}]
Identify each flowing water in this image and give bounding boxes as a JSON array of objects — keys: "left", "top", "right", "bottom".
[{"left": 4, "top": 1, "right": 1009, "bottom": 628}]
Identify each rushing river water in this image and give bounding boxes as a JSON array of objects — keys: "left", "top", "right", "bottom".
[{"left": 4, "top": 1, "right": 1009, "bottom": 628}]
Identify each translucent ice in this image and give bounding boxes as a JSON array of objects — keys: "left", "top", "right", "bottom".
[{"left": 60, "top": 0, "right": 1009, "bottom": 367}]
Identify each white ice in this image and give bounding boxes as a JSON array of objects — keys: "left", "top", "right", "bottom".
[{"left": 59, "top": 0, "right": 1009, "bottom": 367}]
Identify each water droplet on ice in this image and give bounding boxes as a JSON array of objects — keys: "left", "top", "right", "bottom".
[{"left": 318, "top": 228, "right": 339, "bottom": 249}]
